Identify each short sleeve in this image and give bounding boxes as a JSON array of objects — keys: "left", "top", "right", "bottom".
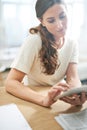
[{"left": 69, "top": 40, "right": 79, "bottom": 63}]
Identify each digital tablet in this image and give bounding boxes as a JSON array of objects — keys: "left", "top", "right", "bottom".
[{"left": 55, "top": 85, "right": 87, "bottom": 100}]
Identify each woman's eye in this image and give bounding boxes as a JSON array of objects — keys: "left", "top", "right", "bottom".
[
  {"left": 48, "top": 19, "right": 55, "bottom": 23},
  {"left": 59, "top": 14, "right": 66, "bottom": 20}
]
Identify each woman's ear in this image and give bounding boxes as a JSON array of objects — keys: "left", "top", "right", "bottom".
[
  {"left": 38, "top": 18, "right": 45, "bottom": 27},
  {"left": 38, "top": 18, "right": 42, "bottom": 22}
]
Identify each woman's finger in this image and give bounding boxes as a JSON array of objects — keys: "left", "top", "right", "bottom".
[
  {"left": 60, "top": 95, "right": 81, "bottom": 105},
  {"left": 80, "top": 92, "right": 87, "bottom": 103}
]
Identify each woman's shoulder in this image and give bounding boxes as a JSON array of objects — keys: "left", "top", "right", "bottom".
[
  {"left": 21, "top": 32, "right": 42, "bottom": 50},
  {"left": 66, "top": 36, "right": 78, "bottom": 44},
  {"left": 65, "top": 36, "right": 78, "bottom": 48},
  {"left": 25, "top": 32, "right": 42, "bottom": 44}
]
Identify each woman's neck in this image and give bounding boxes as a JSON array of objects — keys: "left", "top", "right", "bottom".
[{"left": 55, "top": 37, "right": 64, "bottom": 49}]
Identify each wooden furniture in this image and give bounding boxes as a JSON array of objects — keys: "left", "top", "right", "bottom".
[
  {"left": 0, "top": 72, "right": 3, "bottom": 86},
  {"left": 0, "top": 86, "right": 87, "bottom": 130},
  {"left": 0, "top": 70, "right": 9, "bottom": 87}
]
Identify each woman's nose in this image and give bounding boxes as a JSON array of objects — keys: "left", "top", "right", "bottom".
[{"left": 56, "top": 20, "right": 63, "bottom": 29}]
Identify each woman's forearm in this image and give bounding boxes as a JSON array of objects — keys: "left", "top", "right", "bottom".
[
  {"left": 5, "top": 80, "right": 45, "bottom": 106},
  {"left": 66, "top": 77, "right": 81, "bottom": 88}
]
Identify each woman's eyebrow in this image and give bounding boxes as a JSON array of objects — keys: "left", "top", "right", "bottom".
[
  {"left": 59, "top": 11, "right": 65, "bottom": 16},
  {"left": 46, "top": 11, "right": 65, "bottom": 20},
  {"left": 46, "top": 17, "right": 54, "bottom": 20}
]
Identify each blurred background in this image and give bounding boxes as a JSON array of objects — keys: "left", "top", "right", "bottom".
[{"left": 0, "top": 0, "right": 87, "bottom": 85}]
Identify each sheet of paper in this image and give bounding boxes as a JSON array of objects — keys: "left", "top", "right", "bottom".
[
  {"left": 0, "top": 103, "right": 32, "bottom": 130},
  {"left": 55, "top": 108, "right": 87, "bottom": 130}
]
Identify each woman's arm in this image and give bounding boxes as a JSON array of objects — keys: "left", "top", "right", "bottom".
[
  {"left": 61, "top": 63, "right": 87, "bottom": 105},
  {"left": 5, "top": 68, "right": 64, "bottom": 107},
  {"left": 66, "top": 63, "right": 81, "bottom": 88},
  {"left": 5, "top": 68, "right": 45, "bottom": 106}
]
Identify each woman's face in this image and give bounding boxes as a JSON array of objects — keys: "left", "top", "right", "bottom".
[{"left": 41, "top": 4, "right": 68, "bottom": 40}]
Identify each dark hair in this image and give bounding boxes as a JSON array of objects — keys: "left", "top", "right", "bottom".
[
  {"left": 35, "top": 0, "right": 65, "bottom": 18},
  {"left": 29, "top": 0, "right": 66, "bottom": 75}
]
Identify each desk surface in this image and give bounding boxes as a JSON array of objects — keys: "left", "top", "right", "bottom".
[{"left": 0, "top": 86, "right": 87, "bottom": 130}]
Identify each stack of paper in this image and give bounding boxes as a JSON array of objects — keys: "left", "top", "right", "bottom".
[
  {"left": 0, "top": 104, "right": 32, "bottom": 130},
  {"left": 55, "top": 108, "right": 87, "bottom": 130}
]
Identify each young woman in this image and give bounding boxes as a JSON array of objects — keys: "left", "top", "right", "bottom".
[{"left": 5, "top": 0, "right": 87, "bottom": 107}]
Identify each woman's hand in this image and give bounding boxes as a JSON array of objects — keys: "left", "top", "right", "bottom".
[
  {"left": 60, "top": 92, "right": 87, "bottom": 106},
  {"left": 42, "top": 82, "right": 69, "bottom": 107}
]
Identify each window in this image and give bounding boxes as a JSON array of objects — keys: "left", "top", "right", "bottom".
[{"left": 0, "top": 0, "right": 38, "bottom": 48}]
